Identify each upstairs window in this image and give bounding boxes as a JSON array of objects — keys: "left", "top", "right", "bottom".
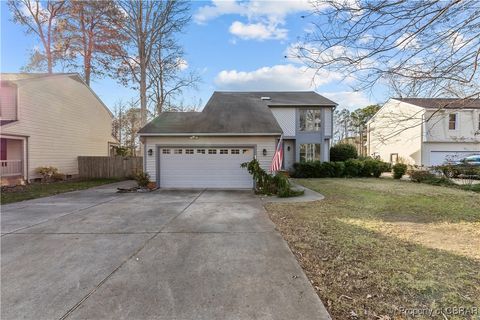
[
  {"left": 478, "top": 114, "right": 480, "bottom": 130},
  {"left": 448, "top": 113, "right": 457, "bottom": 130},
  {"left": 299, "top": 109, "right": 321, "bottom": 131},
  {"left": 0, "top": 82, "right": 17, "bottom": 120}
]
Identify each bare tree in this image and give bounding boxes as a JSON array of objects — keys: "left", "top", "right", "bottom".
[
  {"left": 148, "top": 36, "right": 200, "bottom": 116},
  {"left": 108, "top": 0, "right": 190, "bottom": 126},
  {"left": 112, "top": 99, "right": 142, "bottom": 156},
  {"left": 295, "top": 0, "right": 480, "bottom": 100},
  {"left": 8, "top": 0, "right": 68, "bottom": 73},
  {"left": 59, "top": 0, "right": 125, "bottom": 86}
]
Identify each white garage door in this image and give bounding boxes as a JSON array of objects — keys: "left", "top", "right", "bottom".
[
  {"left": 429, "top": 151, "right": 476, "bottom": 166},
  {"left": 159, "top": 147, "right": 254, "bottom": 188}
]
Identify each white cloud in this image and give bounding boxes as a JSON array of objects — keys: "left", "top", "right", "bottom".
[
  {"left": 177, "top": 58, "right": 188, "bottom": 71},
  {"left": 214, "top": 64, "right": 342, "bottom": 91},
  {"left": 320, "top": 91, "right": 373, "bottom": 110},
  {"left": 194, "top": 0, "right": 311, "bottom": 41},
  {"left": 194, "top": 0, "right": 311, "bottom": 24},
  {"left": 229, "top": 21, "right": 287, "bottom": 41}
]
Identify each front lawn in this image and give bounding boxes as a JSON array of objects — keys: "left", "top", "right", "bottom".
[
  {"left": 1, "top": 178, "right": 122, "bottom": 204},
  {"left": 266, "top": 178, "right": 480, "bottom": 320}
]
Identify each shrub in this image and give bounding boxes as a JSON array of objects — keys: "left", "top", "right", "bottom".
[
  {"left": 51, "top": 173, "right": 66, "bottom": 182},
  {"left": 330, "top": 143, "right": 358, "bottom": 162},
  {"left": 135, "top": 172, "right": 150, "bottom": 187},
  {"left": 332, "top": 161, "right": 345, "bottom": 177},
  {"left": 409, "top": 170, "right": 436, "bottom": 183},
  {"left": 360, "top": 158, "right": 390, "bottom": 178},
  {"left": 434, "top": 164, "right": 480, "bottom": 179},
  {"left": 35, "top": 166, "right": 59, "bottom": 182},
  {"left": 292, "top": 161, "right": 317, "bottom": 178},
  {"left": 392, "top": 163, "right": 407, "bottom": 179},
  {"left": 241, "top": 159, "right": 304, "bottom": 197},
  {"left": 344, "top": 159, "right": 363, "bottom": 177}
]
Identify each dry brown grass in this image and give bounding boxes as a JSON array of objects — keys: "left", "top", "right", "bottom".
[{"left": 266, "top": 178, "right": 480, "bottom": 320}]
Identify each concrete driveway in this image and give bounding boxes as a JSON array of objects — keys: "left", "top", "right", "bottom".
[{"left": 1, "top": 181, "right": 330, "bottom": 320}]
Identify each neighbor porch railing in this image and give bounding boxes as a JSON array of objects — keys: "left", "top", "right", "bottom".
[{"left": 0, "top": 160, "right": 23, "bottom": 177}]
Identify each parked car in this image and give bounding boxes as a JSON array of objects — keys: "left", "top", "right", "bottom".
[{"left": 455, "top": 155, "right": 480, "bottom": 166}]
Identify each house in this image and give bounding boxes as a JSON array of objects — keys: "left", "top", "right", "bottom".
[
  {"left": 0, "top": 73, "right": 118, "bottom": 185},
  {"left": 138, "top": 91, "right": 337, "bottom": 188},
  {"left": 366, "top": 98, "right": 480, "bottom": 166}
]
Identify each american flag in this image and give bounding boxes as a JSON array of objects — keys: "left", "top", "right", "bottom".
[{"left": 270, "top": 135, "right": 283, "bottom": 172}]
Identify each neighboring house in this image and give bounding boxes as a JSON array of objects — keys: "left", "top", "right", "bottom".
[
  {"left": 366, "top": 98, "right": 480, "bottom": 166},
  {"left": 139, "top": 91, "right": 336, "bottom": 188},
  {"left": 0, "top": 73, "right": 118, "bottom": 185}
]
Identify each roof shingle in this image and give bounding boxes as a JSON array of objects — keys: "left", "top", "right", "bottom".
[{"left": 139, "top": 91, "right": 336, "bottom": 135}]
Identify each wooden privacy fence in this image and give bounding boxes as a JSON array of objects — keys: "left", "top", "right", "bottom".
[{"left": 78, "top": 156, "right": 143, "bottom": 179}]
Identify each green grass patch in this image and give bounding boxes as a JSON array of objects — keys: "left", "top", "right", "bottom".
[
  {"left": 1, "top": 178, "right": 123, "bottom": 204},
  {"left": 266, "top": 178, "right": 480, "bottom": 319}
]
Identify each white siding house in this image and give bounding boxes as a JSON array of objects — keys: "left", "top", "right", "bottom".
[
  {"left": 0, "top": 73, "right": 117, "bottom": 184},
  {"left": 367, "top": 98, "right": 480, "bottom": 166}
]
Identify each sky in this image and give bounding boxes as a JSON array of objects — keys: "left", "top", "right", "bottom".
[{"left": 0, "top": 0, "right": 387, "bottom": 112}]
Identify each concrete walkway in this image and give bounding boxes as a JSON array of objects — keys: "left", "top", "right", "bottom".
[
  {"left": 1, "top": 182, "right": 330, "bottom": 320},
  {"left": 260, "top": 182, "right": 325, "bottom": 203}
]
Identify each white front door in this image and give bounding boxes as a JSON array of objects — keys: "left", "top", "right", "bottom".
[
  {"left": 283, "top": 140, "right": 295, "bottom": 171},
  {"left": 159, "top": 147, "right": 254, "bottom": 188}
]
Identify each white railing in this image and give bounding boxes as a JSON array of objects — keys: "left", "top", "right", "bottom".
[{"left": 1, "top": 160, "right": 23, "bottom": 177}]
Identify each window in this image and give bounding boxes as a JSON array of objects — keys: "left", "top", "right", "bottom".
[
  {"left": 186, "top": 149, "right": 194, "bottom": 154},
  {"left": 448, "top": 113, "right": 457, "bottom": 130},
  {"left": 300, "top": 144, "right": 320, "bottom": 162},
  {"left": 0, "top": 82, "right": 17, "bottom": 120},
  {"left": 231, "top": 149, "right": 240, "bottom": 154},
  {"left": 208, "top": 149, "right": 217, "bottom": 154},
  {"left": 220, "top": 149, "right": 228, "bottom": 154},
  {"left": 299, "top": 109, "right": 321, "bottom": 131},
  {"left": 478, "top": 114, "right": 480, "bottom": 130},
  {"left": 174, "top": 149, "right": 183, "bottom": 154},
  {"left": 197, "top": 149, "right": 205, "bottom": 154},
  {"left": 162, "top": 149, "right": 170, "bottom": 154}
]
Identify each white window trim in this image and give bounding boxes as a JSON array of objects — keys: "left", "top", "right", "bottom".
[{"left": 448, "top": 113, "right": 458, "bottom": 131}]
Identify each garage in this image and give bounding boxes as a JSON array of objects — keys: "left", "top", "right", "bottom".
[
  {"left": 159, "top": 146, "right": 254, "bottom": 188},
  {"left": 429, "top": 151, "right": 476, "bottom": 166}
]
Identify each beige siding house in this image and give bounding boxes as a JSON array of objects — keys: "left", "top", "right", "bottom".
[
  {"left": 367, "top": 98, "right": 480, "bottom": 166},
  {"left": 0, "top": 73, "right": 117, "bottom": 184}
]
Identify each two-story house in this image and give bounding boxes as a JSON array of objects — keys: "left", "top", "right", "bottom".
[
  {"left": 139, "top": 91, "right": 336, "bottom": 188},
  {"left": 0, "top": 73, "right": 118, "bottom": 185},
  {"left": 366, "top": 98, "right": 480, "bottom": 167}
]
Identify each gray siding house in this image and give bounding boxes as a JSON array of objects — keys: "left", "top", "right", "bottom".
[{"left": 139, "top": 91, "right": 336, "bottom": 189}]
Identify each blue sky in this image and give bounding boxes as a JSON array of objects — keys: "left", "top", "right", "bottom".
[{"left": 1, "top": 0, "right": 386, "bottom": 111}]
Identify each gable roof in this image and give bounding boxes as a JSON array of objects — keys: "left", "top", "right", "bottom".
[
  {"left": 138, "top": 91, "right": 336, "bottom": 135},
  {"left": 394, "top": 98, "right": 480, "bottom": 109},
  {"left": 1, "top": 73, "right": 113, "bottom": 117}
]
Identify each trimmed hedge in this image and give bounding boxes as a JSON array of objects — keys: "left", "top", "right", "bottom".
[
  {"left": 392, "top": 163, "right": 407, "bottom": 179},
  {"left": 330, "top": 143, "right": 358, "bottom": 161},
  {"left": 292, "top": 158, "right": 390, "bottom": 178}
]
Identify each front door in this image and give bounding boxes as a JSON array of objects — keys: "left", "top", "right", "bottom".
[{"left": 283, "top": 140, "right": 295, "bottom": 171}]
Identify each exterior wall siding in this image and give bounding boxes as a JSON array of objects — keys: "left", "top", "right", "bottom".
[
  {"left": 143, "top": 136, "right": 277, "bottom": 183},
  {"left": 424, "top": 109, "right": 480, "bottom": 143},
  {"left": 367, "top": 100, "right": 423, "bottom": 165},
  {"left": 1, "top": 76, "right": 116, "bottom": 179},
  {"left": 270, "top": 108, "right": 296, "bottom": 136}
]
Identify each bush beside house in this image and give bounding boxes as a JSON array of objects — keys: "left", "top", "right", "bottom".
[
  {"left": 330, "top": 143, "right": 358, "bottom": 161},
  {"left": 292, "top": 158, "right": 390, "bottom": 178}
]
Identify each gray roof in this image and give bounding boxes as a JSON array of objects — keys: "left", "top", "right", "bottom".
[
  {"left": 138, "top": 91, "right": 336, "bottom": 135},
  {"left": 395, "top": 98, "right": 480, "bottom": 109}
]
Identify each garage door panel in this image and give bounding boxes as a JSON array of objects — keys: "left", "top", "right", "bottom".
[
  {"left": 429, "top": 151, "right": 476, "bottom": 166},
  {"left": 159, "top": 147, "right": 254, "bottom": 189}
]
